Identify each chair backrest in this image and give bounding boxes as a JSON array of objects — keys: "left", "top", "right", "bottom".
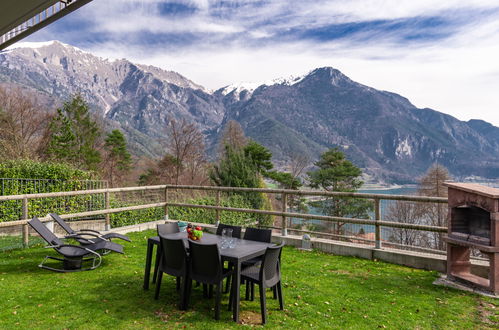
[
  {"left": 260, "top": 243, "right": 284, "bottom": 288},
  {"left": 157, "top": 223, "right": 180, "bottom": 236},
  {"left": 49, "top": 213, "right": 75, "bottom": 235},
  {"left": 216, "top": 223, "right": 241, "bottom": 239},
  {"left": 243, "top": 227, "right": 272, "bottom": 243},
  {"left": 159, "top": 235, "right": 188, "bottom": 277},
  {"left": 188, "top": 240, "right": 223, "bottom": 285},
  {"left": 28, "top": 217, "right": 63, "bottom": 246}
]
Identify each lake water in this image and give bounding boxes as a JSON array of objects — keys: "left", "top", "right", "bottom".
[
  {"left": 359, "top": 186, "right": 417, "bottom": 196},
  {"left": 290, "top": 185, "right": 418, "bottom": 238},
  {"left": 290, "top": 183, "right": 498, "bottom": 239}
]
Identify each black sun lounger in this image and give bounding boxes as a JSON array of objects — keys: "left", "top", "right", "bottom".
[
  {"left": 49, "top": 213, "right": 131, "bottom": 245},
  {"left": 28, "top": 217, "right": 123, "bottom": 272}
]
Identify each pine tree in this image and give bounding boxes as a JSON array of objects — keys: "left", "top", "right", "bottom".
[
  {"left": 307, "top": 148, "right": 372, "bottom": 234},
  {"left": 308, "top": 148, "right": 363, "bottom": 192},
  {"left": 46, "top": 109, "right": 78, "bottom": 163},
  {"left": 244, "top": 140, "right": 273, "bottom": 175},
  {"left": 211, "top": 145, "right": 260, "bottom": 192},
  {"left": 210, "top": 145, "right": 272, "bottom": 225},
  {"left": 46, "top": 95, "right": 101, "bottom": 171},
  {"left": 103, "top": 129, "right": 132, "bottom": 186}
]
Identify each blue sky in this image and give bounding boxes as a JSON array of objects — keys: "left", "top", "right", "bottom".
[{"left": 20, "top": 0, "right": 499, "bottom": 126}]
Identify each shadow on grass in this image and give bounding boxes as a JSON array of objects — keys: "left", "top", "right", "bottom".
[
  {"left": 0, "top": 244, "right": 119, "bottom": 277},
  {"left": 83, "top": 272, "right": 246, "bottom": 327}
]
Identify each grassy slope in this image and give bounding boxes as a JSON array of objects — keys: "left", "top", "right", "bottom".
[{"left": 0, "top": 230, "right": 497, "bottom": 329}]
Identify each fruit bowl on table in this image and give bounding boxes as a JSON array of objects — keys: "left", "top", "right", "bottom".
[{"left": 187, "top": 225, "right": 203, "bottom": 241}]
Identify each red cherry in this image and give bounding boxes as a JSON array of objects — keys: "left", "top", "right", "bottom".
[{"left": 195, "top": 226, "right": 202, "bottom": 231}]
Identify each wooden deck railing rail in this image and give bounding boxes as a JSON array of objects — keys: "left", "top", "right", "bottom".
[{"left": 0, "top": 184, "right": 448, "bottom": 251}]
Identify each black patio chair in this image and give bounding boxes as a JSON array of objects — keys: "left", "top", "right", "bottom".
[
  {"left": 216, "top": 223, "right": 242, "bottom": 239},
  {"left": 187, "top": 240, "right": 234, "bottom": 320},
  {"left": 157, "top": 222, "right": 180, "bottom": 236},
  {"left": 153, "top": 223, "right": 180, "bottom": 284},
  {"left": 243, "top": 227, "right": 272, "bottom": 243},
  {"left": 240, "top": 243, "right": 285, "bottom": 324},
  {"left": 49, "top": 213, "right": 131, "bottom": 245},
  {"left": 242, "top": 227, "right": 272, "bottom": 267},
  {"left": 28, "top": 217, "right": 123, "bottom": 272},
  {"left": 222, "top": 227, "right": 273, "bottom": 293},
  {"left": 155, "top": 235, "right": 190, "bottom": 309},
  {"left": 240, "top": 227, "right": 274, "bottom": 294}
]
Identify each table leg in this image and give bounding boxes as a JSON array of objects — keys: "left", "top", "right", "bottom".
[
  {"left": 143, "top": 240, "right": 154, "bottom": 290},
  {"left": 232, "top": 261, "right": 241, "bottom": 322}
]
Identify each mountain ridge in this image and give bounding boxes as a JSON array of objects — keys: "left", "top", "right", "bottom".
[{"left": 1, "top": 41, "right": 498, "bottom": 183}]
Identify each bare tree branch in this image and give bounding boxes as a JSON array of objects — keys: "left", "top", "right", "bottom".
[
  {"left": 166, "top": 118, "right": 208, "bottom": 185},
  {"left": 0, "top": 86, "right": 50, "bottom": 159}
]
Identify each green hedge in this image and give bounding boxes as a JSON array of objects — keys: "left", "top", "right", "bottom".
[
  {"left": 0, "top": 195, "right": 105, "bottom": 223},
  {"left": 0, "top": 159, "right": 93, "bottom": 181},
  {"left": 0, "top": 160, "right": 104, "bottom": 223},
  {"left": 110, "top": 195, "right": 274, "bottom": 228}
]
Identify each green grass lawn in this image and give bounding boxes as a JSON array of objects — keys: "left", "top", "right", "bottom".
[{"left": 0, "top": 230, "right": 497, "bottom": 329}]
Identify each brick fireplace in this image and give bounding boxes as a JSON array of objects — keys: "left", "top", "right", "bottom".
[{"left": 443, "top": 182, "right": 499, "bottom": 294}]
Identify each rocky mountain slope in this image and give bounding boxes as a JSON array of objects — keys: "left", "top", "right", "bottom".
[
  {"left": 0, "top": 41, "right": 224, "bottom": 157},
  {"left": 1, "top": 42, "right": 498, "bottom": 183},
  {"left": 216, "top": 68, "right": 499, "bottom": 182}
]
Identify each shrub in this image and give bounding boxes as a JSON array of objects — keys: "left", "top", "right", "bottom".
[
  {"left": 110, "top": 195, "right": 266, "bottom": 228},
  {"left": 0, "top": 159, "right": 93, "bottom": 181},
  {"left": 0, "top": 159, "right": 103, "bottom": 222}
]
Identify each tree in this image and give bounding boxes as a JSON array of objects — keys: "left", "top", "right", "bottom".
[
  {"left": 385, "top": 164, "right": 452, "bottom": 250},
  {"left": 308, "top": 148, "right": 363, "bottom": 192},
  {"left": 0, "top": 87, "right": 49, "bottom": 159},
  {"left": 139, "top": 119, "right": 208, "bottom": 186},
  {"left": 267, "top": 171, "right": 301, "bottom": 190},
  {"left": 244, "top": 140, "right": 273, "bottom": 175},
  {"left": 103, "top": 130, "right": 132, "bottom": 187},
  {"left": 45, "top": 95, "right": 101, "bottom": 171},
  {"left": 418, "top": 163, "right": 450, "bottom": 198},
  {"left": 218, "top": 120, "right": 247, "bottom": 154},
  {"left": 167, "top": 118, "right": 207, "bottom": 185},
  {"left": 273, "top": 153, "right": 311, "bottom": 213},
  {"left": 210, "top": 145, "right": 272, "bottom": 226},
  {"left": 211, "top": 145, "right": 260, "bottom": 192},
  {"left": 386, "top": 200, "right": 427, "bottom": 246},
  {"left": 307, "top": 148, "right": 372, "bottom": 234},
  {"left": 45, "top": 109, "right": 77, "bottom": 162},
  {"left": 289, "top": 152, "right": 310, "bottom": 179},
  {"left": 139, "top": 154, "right": 179, "bottom": 185},
  {"left": 267, "top": 170, "right": 307, "bottom": 211},
  {"left": 418, "top": 163, "right": 451, "bottom": 250}
]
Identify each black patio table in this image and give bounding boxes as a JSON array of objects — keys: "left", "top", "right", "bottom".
[{"left": 143, "top": 231, "right": 275, "bottom": 322}]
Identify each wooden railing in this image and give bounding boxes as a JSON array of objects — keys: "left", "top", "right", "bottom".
[{"left": 0, "top": 184, "right": 448, "bottom": 251}]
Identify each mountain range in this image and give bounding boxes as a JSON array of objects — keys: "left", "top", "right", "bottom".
[{"left": 1, "top": 41, "right": 498, "bottom": 183}]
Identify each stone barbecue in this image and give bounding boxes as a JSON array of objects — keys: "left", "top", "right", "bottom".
[{"left": 443, "top": 182, "right": 499, "bottom": 294}]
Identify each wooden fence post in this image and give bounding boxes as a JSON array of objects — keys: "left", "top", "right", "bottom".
[
  {"left": 215, "top": 190, "right": 221, "bottom": 226},
  {"left": 22, "top": 197, "right": 29, "bottom": 248},
  {"left": 374, "top": 198, "right": 382, "bottom": 249},
  {"left": 282, "top": 193, "right": 288, "bottom": 236},
  {"left": 105, "top": 191, "right": 110, "bottom": 230},
  {"left": 164, "top": 187, "right": 169, "bottom": 220}
]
